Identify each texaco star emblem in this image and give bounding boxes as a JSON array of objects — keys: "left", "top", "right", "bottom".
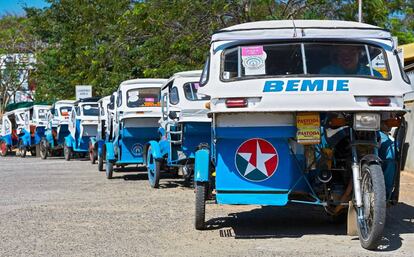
[{"left": 235, "top": 138, "right": 278, "bottom": 182}]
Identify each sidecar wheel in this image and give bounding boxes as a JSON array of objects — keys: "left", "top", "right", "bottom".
[
  {"left": 147, "top": 146, "right": 160, "bottom": 188},
  {"left": 98, "top": 154, "right": 104, "bottom": 171},
  {"left": 357, "top": 163, "right": 386, "bottom": 250},
  {"left": 195, "top": 182, "right": 207, "bottom": 230},
  {"left": 106, "top": 162, "right": 113, "bottom": 179}
]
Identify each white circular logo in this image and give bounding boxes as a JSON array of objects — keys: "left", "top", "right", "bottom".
[{"left": 131, "top": 143, "right": 143, "bottom": 157}]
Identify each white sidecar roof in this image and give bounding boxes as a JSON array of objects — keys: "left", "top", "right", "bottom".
[
  {"left": 54, "top": 100, "right": 75, "bottom": 108},
  {"left": 98, "top": 95, "right": 111, "bottom": 105},
  {"left": 212, "top": 20, "right": 392, "bottom": 43},
  {"left": 119, "top": 78, "right": 167, "bottom": 92}
]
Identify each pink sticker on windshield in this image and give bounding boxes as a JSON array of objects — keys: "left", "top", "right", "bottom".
[
  {"left": 193, "top": 83, "right": 200, "bottom": 89},
  {"left": 145, "top": 98, "right": 155, "bottom": 102},
  {"left": 242, "top": 46, "right": 264, "bottom": 56}
]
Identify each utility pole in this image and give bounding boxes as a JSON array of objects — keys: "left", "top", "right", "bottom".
[{"left": 358, "top": 0, "right": 362, "bottom": 22}]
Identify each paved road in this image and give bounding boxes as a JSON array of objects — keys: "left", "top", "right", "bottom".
[{"left": 0, "top": 156, "right": 413, "bottom": 257}]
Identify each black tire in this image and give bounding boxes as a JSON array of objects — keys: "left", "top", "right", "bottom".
[
  {"left": 149, "top": 160, "right": 161, "bottom": 188},
  {"left": 64, "top": 143, "right": 72, "bottom": 161},
  {"left": 357, "top": 163, "right": 386, "bottom": 250},
  {"left": 98, "top": 154, "right": 104, "bottom": 171},
  {"left": 106, "top": 161, "right": 113, "bottom": 179},
  {"left": 40, "top": 138, "right": 48, "bottom": 160},
  {"left": 30, "top": 148, "right": 36, "bottom": 157},
  {"left": 195, "top": 182, "right": 207, "bottom": 230}
]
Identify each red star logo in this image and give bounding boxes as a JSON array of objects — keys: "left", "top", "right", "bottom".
[{"left": 235, "top": 138, "right": 278, "bottom": 182}]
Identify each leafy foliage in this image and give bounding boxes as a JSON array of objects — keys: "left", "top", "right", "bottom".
[
  {"left": 0, "top": 0, "right": 413, "bottom": 105},
  {"left": 0, "top": 16, "right": 37, "bottom": 113}
]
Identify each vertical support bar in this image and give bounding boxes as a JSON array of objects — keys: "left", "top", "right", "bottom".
[
  {"left": 358, "top": 0, "right": 362, "bottom": 22},
  {"left": 237, "top": 46, "right": 242, "bottom": 78},
  {"left": 301, "top": 43, "right": 308, "bottom": 74},
  {"left": 365, "top": 45, "right": 374, "bottom": 76},
  {"left": 350, "top": 128, "right": 362, "bottom": 208}
]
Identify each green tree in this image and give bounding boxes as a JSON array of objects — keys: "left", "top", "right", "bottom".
[
  {"left": 27, "top": 0, "right": 133, "bottom": 101},
  {"left": 0, "top": 16, "right": 37, "bottom": 113},
  {"left": 20, "top": 0, "right": 414, "bottom": 103}
]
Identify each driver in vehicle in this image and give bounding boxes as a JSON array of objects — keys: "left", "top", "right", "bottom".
[{"left": 320, "top": 45, "right": 382, "bottom": 77}]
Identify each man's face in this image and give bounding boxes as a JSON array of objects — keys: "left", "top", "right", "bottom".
[{"left": 337, "top": 46, "right": 360, "bottom": 72}]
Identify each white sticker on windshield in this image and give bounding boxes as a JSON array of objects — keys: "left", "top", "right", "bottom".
[
  {"left": 241, "top": 46, "right": 267, "bottom": 76},
  {"left": 128, "top": 91, "right": 139, "bottom": 102}
]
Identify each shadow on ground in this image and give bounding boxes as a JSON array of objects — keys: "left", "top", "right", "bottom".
[
  {"left": 110, "top": 167, "right": 191, "bottom": 188},
  {"left": 205, "top": 202, "right": 414, "bottom": 251}
]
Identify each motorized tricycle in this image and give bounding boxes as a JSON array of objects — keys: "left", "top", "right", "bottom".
[
  {"left": 0, "top": 106, "right": 27, "bottom": 156},
  {"left": 16, "top": 104, "right": 51, "bottom": 157},
  {"left": 193, "top": 20, "right": 413, "bottom": 250},
  {"left": 97, "top": 93, "right": 116, "bottom": 171},
  {"left": 104, "top": 78, "right": 166, "bottom": 179},
  {"left": 64, "top": 97, "right": 100, "bottom": 160},
  {"left": 39, "top": 100, "right": 75, "bottom": 159},
  {"left": 146, "top": 70, "right": 211, "bottom": 188},
  {"left": 88, "top": 95, "right": 110, "bottom": 166}
]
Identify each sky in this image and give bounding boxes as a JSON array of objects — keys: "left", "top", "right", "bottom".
[{"left": 0, "top": 0, "right": 49, "bottom": 16}]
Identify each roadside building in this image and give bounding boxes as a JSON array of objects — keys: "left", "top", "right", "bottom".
[
  {"left": 0, "top": 53, "right": 36, "bottom": 108},
  {"left": 401, "top": 43, "right": 414, "bottom": 171}
]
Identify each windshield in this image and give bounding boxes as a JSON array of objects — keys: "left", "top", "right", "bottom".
[
  {"left": 60, "top": 106, "right": 72, "bottom": 117},
  {"left": 183, "top": 82, "right": 210, "bottom": 101},
  {"left": 222, "top": 42, "right": 389, "bottom": 80},
  {"left": 127, "top": 88, "right": 160, "bottom": 107},
  {"left": 82, "top": 104, "right": 99, "bottom": 116}
]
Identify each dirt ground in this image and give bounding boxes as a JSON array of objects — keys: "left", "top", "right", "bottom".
[{"left": 0, "top": 156, "right": 413, "bottom": 257}]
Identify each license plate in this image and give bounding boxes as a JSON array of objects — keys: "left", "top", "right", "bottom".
[{"left": 296, "top": 112, "right": 320, "bottom": 145}]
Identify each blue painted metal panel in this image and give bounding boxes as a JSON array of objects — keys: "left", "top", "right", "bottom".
[
  {"left": 147, "top": 140, "right": 162, "bottom": 160},
  {"left": 105, "top": 142, "right": 116, "bottom": 161},
  {"left": 181, "top": 122, "right": 210, "bottom": 159},
  {"left": 214, "top": 126, "right": 303, "bottom": 206},
  {"left": 34, "top": 127, "right": 45, "bottom": 145},
  {"left": 57, "top": 124, "right": 70, "bottom": 145},
  {"left": 194, "top": 149, "right": 210, "bottom": 182},
  {"left": 20, "top": 128, "right": 31, "bottom": 146},
  {"left": 119, "top": 126, "right": 158, "bottom": 164},
  {"left": 378, "top": 132, "right": 396, "bottom": 198},
  {"left": 217, "top": 192, "right": 289, "bottom": 206},
  {"left": 65, "top": 135, "right": 75, "bottom": 149},
  {"left": 2, "top": 134, "right": 14, "bottom": 146},
  {"left": 72, "top": 136, "right": 90, "bottom": 152},
  {"left": 45, "top": 128, "right": 55, "bottom": 148},
  {"left": 97, "top": 139, "right": 105, "bottom": 156}
]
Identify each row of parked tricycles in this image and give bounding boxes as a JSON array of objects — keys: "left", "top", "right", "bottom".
[{"left": 1, "top": 20, "right": 413, "bottom": 250}]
